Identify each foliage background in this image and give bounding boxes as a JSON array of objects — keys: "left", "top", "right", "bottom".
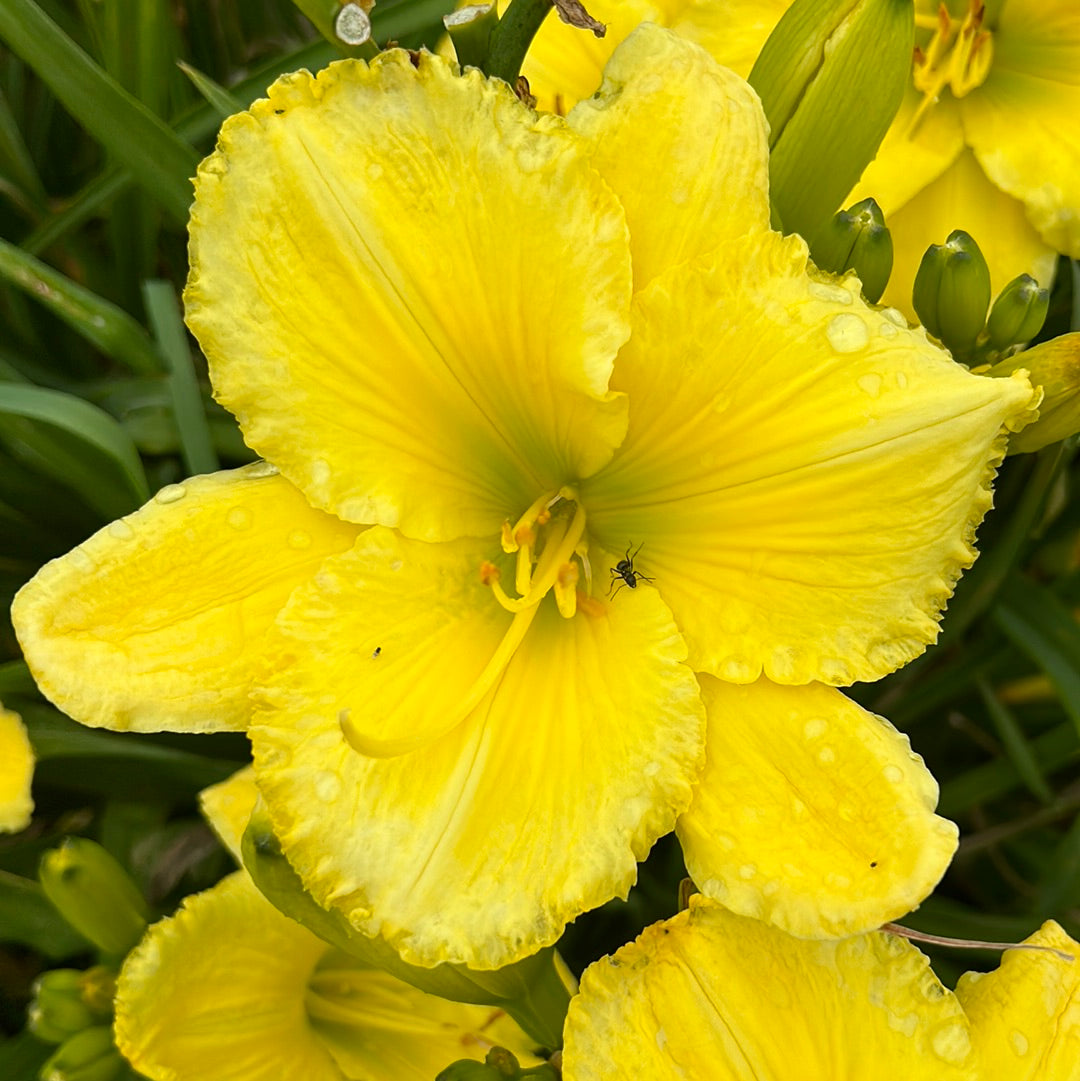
[{"left": 1, "top": 0, "right": 1079, "bottom": 1074}]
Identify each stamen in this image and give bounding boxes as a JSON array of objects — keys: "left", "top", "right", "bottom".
[{"left": 554, "top": 561, "right": 579, "bottom": 618}]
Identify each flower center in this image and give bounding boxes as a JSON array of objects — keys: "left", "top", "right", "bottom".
[{"left": 909, "top": 0, "right": 994, "bottom": 134}]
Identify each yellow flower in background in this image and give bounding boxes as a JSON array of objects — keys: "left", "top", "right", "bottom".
[
  {"left": 115, "top": 770, "right": 540, "bottom": 1081},
  {"left": 519, "top": 0, "right": 1079, "bottom": 314},
  {"left": 0, "top": 702, "right": 34, "bottom": 833},
  {"left": 563, "top": 897, "right": 1080, "bottom": 1081},
  {"left": 14, "top": 27, "right": 1035, "bottom": 969}
]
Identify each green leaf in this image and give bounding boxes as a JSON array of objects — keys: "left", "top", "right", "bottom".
[
  {"left": 0, "top": 870, "right": 90, "bottom": 958},
  {"left": 994, "top": 573, "right": 1080, "bottom": 738},
  {"left": 0, "top": 0, "right": 199, "bottom": 224},
  {"left": 0, "top": 383, "right": 149, "bottom": 519},
  {"left": 975, "top": 676, "right": 1054, "bottom": 804},
  {"left": 176, "top": 60, "right": 243, "bottom": 119},
  {"left": 143, "top": 279, "right": 219, "bottom": 476},
  {"left": 0, "top": 238, "right": 162, "bottom": 375}
]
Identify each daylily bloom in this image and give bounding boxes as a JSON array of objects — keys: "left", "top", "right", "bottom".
[
  {"left": 13, "top": 26, "right": 1035, "bottom": 969},
  {"left": 0, "top": 702, "right": 33, "bottom": 833},
  {"left": 116, "top": 771, "right": 539, "bottom": 1081},
  {"left": 562, "top": 896, "right": 1080, "bottom": 1080},
  {"left": 518, "top": 0, "right": 1078, "bottom": 314}
]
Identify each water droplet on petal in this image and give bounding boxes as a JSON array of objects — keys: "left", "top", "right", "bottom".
[
  {"left": 713, "top": 832, "right": 736, "bottom": 852},
  {"left": 288, "top": 529, "right": 311, "bottom": 550},
  {"left": 69, "top": 547, "right": 95, "bottom": 572},
  {"left": 827, "top": 313, "right": 870, "bottom": 352},
  {"left": 247, "top": 461, "right": 280, "bottom": 478},
  {"left": 895, "top": 371, "right": 909, "bottom": 390},
  {"left": 314, "top": 772, "right": 341, "bottom": 802},
  {"left": 228, "top": 507, "right": 253, "bottom": 530},
  {"left": 1009, "top": 1030, "right": 1029, "bottom": 1057},
  {"left": 366, "top": 162, "right": 384, "bottom": 182},
  {"left": 738, "top": 864, "right": 757, "bottom": 879},
  {"left": 803, "top": 718, "right": 828, "bottom": 740},
  {"left": 155, "top": 483, "right": 187, "bottom": 504},
  {"left": 881, "top": 306, "right": 907, "bottom": 327},
  {"left": 107, "top": 520, "right": 134, "bottom": 541},
  {"left": 857, "top": 373, "right": 883, "bottom": 397},
  {"left": 929, "top": 1022, "right": 971, "bottom": 1064},
  {"left": 825, "top": 871, "right": 851, "bottom": 889},
  {"left": 883, "top": 764, "right": 904, "bottom": 783},
  {"left": 817, "top": 746, "right": 836, "bottom": 764},
  {"left": 809, "top": 281, "right": 853, "bottom": 305},
  {"left": 643, "top": 760, "right": 660, "bottom": 777},
  {"left": 878, "top": 320, "right": 899, "bottom": 339}
]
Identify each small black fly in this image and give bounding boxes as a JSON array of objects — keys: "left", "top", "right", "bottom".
[{"left": 607, "top": 542, "right": 655, "bottom": 599}]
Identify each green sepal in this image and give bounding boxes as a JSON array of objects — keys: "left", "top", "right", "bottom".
[
  {"left": 436, "top": 1048, "right": 559, "bottom": 1080},
  {"left": 912, "top": 229, "right": 990, "bottom": 359},
  {"left": 987, "top": 274, "right": 1049, "bottom": 351},
  {"left": 810, "top": 197, "right": 894, "bottom": 303},
  {"left": 38, "top": 839, "right": 149, "bottom": 957},
  {"left": 241, "top": 804, "right": 571, "bottom": 1049},
  {"left": 37, "top": 1026, "right": 125, "bottom": 1081},
  {"left": 749, "top": 0, "right": 913, "bottom": 245},
  {"left": 27, "top": 971, "right": 95, "bottom": 1045}
]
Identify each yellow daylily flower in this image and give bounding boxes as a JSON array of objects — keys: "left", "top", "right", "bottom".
[
  {"left": 523, "top": 0, "right": 1075, "bottom": 315},
  {"left": 563, "top": 896, "right": 1080, "bottom": 1081},
  {"left": 13, "top": 27, "right": 1035, "bottom": 969},
  {"left": 116, "top": 871, "right": 541, "bottom": 1081},
  {"left": 0, "top": 702, "right": 34, "bottom": 833}
]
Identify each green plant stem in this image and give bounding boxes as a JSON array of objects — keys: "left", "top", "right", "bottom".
[{"left": 484, "top": 0, "right": 553, "bottom": 83}]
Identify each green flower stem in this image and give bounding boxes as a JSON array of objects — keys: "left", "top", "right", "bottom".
[
  {"left": 500, "top": 952, "right": 573, "bottom": 1051},
  {"left": 484, "top": 0, "right": 553, "bottom": 84}
]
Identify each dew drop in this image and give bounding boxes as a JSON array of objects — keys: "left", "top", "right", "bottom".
[
  {"left": 817, "top": 746, "right": 836, "bottom": 764},
  {"left": 930, "top": 1022, "right": 971, "bottom": 1064},
  {"left": 895, "top": 370, "right": 909, "bottom": 390},
  {"left": 69, "top": 547, "right": 95, "bottom": 572},
  {"left": 228, "top": 507, "right": 253, "bottom": 530},
  {"left": 643, "top": 760, "right": 660, "bottom": 777},
  {"left": 154, "top": 483, "right": 187, "bottom": 504},
  {"left": 713, "top": 831, "right": 736, "bottom": 852},
  {"left": 314, "top": 772, "right": 342, "bottom": 802},
  {"left": 247, "top": 461, "right": 280, "bottom": 478},
  {"left": 825, "top": 871, "right": 851, "bottom": 890},
  {"left": 838, "top": 803, "right": 856, "bottom": 823},
  {"left": 390, "top": 559, "right": 403, "bottom": 572},
  {"left": 857, "top": 373, "right": 883, "bottom": 398},
  {"left": 791, "top": 797, "right": 807, "bottom": 818},
  {"left": 719, "top": 656, "right": 756, "bottom": 682},
  {"left": 809, "top": 281, "right": 853, "bottom": 305},
  {"left": 883, "top": 764, "right": 904, "bottom": 783},
  {"left": 881, "top": 306, "right": 907, "bottom": 327},
  {"left": 1009, "top": 1030, "right": 1029, "bottom": 1057},
  {"left": 803, "top": 718, "right": 828, "bottom": 740},
  {"left": 826, "top": 313, "right": 870, "bottom": 352},
  {"left": 107, "top": 520, "right": 134, "bottom": 541},
  {"left": 878, "top": 320, "right": 899, "bottom": 339},
  {"left": 738, "top": 864, "right": 757, "bottom": 880},
  {"left": 311, "top": 459, "right": 331, "bottom": 487},
  {"left": 366, "top": 161, "right": 384, "bottom": 182},
  {"left": 287, "top": 529, "right": 312, "bottom": 550}
]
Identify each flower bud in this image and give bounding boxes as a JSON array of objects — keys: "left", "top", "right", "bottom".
[
  {"left": 988, "top": 333, "right": 1080, "bottom": 454},
  {"left": 810, "top": 197, "right": 894, "bottom": 303},
  {"left": 39, "top": 838, "right": 148, "bottom": 956},
  {"left": 749, "top": 0, "right": 913, "bottom": 242},
  {"left": 28, "top": 970, "right": 95, "bottom": 1044},
  {"left": 987, "top": 274, "right": 1049, "bottom": 352},
  {"left": 242, "top": 803, "right": 571, "bottom": 1047},
  {"left": 912, "top": 230, "right": 991, "bottom": 359},
  {"left": 38, "top": 1025, "right": 125, "bottom": 1081}
]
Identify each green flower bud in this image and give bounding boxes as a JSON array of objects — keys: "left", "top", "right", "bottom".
[
  {"left": 912, "top": 230, "right": 991, "bottom": 359},
  {"left": 28, "top": 971, "right": 95, "bottom": 1045},
  {"left": 38, "top": 1025, "right": 125, "bottom": 1081},
  {"left": 242, "top": 804, "right": 571, "bottom": 1048},
  {"left": 749, "top": 0, "right": 913, "bottom": 242},
  {"left": 39, "top": 839, "right": 148, "bottom": 956},
  {"left": 810, "top": 197, "right": 894, "bottom": 303},
  {"left": 436, "top": 1061, "right": 506, "bottom": 1081},
  {"left": 988, "top": 333, "right": 1080, "bottom": 454},
  {"left": 445, "top": 4, "right": 499, "bottom": 71},
  {"left": 987, "top": 274, "right": 1049, "bottom": 352}
]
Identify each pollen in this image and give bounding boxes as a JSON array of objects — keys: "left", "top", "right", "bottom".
[{"left": 479, "top": 561, "right": 501, "bottom": 585}]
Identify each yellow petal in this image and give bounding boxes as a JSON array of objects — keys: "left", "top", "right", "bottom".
[
  {"left": 669, "top": 0, "right": 792, "bottom": 79},
  {"left": 187, "top": 52, "right": 630, "bottom": 541},
  {"left": 562, "top": 898, "right": 977, "bottom": 1081},
  {"left": 582, "top": 231, "right": 1036, "bottom": 686},
  {"left": 12, "top": 464, "right": 360, "bottom": 733},
  {"left": 199, "top": 766, "right": 258, "bottom": 863},
  {"left": 849, "top": 85, "right": 967, "bottom": 227},
  {"left": 955, "top": 920, "right": 1080, "bottom": 1081},
  {"left": 115, "top": 872, "right": 342, "bottom": 1081},
  {"left": 879, "top": 148, "right": 1057, "bottom": 321},
  {"left": 0, "top": 704, "right": 33, "bottom": 833},
  {"left": 308, "top": 954, "right": 541, "bottom": 1079},
  {"left": 677, "top": 677, "right": 957, "bottom": 938},
  {"left": 512, "top": 0, "right": 664, "bottom": 114},
  {"left": 961, "top": 62, "right": 1080, "bottom": 258},
  {"left": 568, "top": 24, "right": 770, "bottom": 293},
  {"left": 252, "top": 536, "right": 705, "bottom": 968}
]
